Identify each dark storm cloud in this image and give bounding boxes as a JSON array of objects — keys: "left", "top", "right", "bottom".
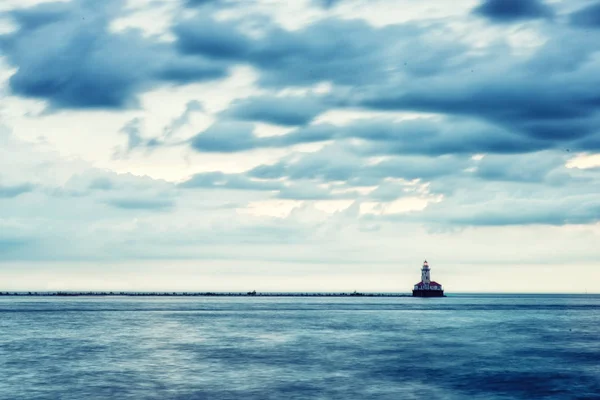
[
  {"left": 156, "top": 57, "right": 225, "bottom": 84},
  {"left": 8, "top": 1, "right": 73, "bottom": 30},
  {"left": 190, "top": 122, "right": 336, "bottom": 154},
  {"left": 473, "top": 0, "right": 553, "bottom": 22},
  {"left": 171, "top": 0, "right": 600, "bottom": 160},
  {"left": 173, "top": 15, "right": 252, "bottom": 60},
  {"left": 360, "top": 58, "right": 600, "bottom": 149},
  {"left": 569, "top": 2, "right": 600, "bottom": 28},
  {"left": 0, "top": 183, "right": 36, "bottom": 198},
  {"left": 191, "top": 117, "right": 550, "bottom": 156},
  {"left": 1, "top": 1, "right": 227, "bottom": 109},
  {"left": 173, "top": 15, "right": 470, "bottom": 87},
  {"left": 325, "top": 119, "right": 549, "bottom": 156},
  {"left": 223, "top": 95, "right": 330, "bottom": 126},
  {"left": 365, "top": 82, "right": 594, "bottom": 127}
]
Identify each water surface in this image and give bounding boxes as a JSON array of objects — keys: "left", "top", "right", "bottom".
[{"left": 1, "top": 294, "right": 599, "bottom": 399}]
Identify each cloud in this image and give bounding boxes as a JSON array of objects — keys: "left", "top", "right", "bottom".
[
  {"left": 277, "top": 183, "right": 342, "bottom": 200},
  {"left": 170, "top": 0, "right": 600, "bottom": 162},
  {"left": 163, "top": 100, "right": 204, "bottom": 138},
  {"left": 191, "top": 117, "right": 551, "bottom": 156},
  {"left": 105, "top": 198, "right": 175, "bottom": 210},
  {"left": 119, "top": 118, "right": 145, "bottom": 153},
  {"left": 473, "top": 152, "right": 572, "bottom": 183},
  {"left": 179, "top": 171, "right": 284, "bottom": 191},
  {"left": 418, "top": 194, "right": 600, "bottom": 226},
  {"left": 58, "top": 168, "right": 174, "bottom": 196},
  {"left": 112, "top": 117, "right": 164, "bottom": 158},
  {"left": 2, "top": 0, "right": 600, "bottom": 277},
  {"left": 236, "top": 143, "right": 600, "bottom": 227},
  {"left": 1, "top": 0, "right": 227, "bottom": 109},
  {"left": 569, "top": 2, "right": 600, "bottom": 29},
  {"left": 0, "top": 183, "right": 35, "bottom": 198},
  {"left": 87, "top": 177, "right": 114, "bottom": 191},
  {"left": 223, "top": 95, "right": 329, "bottom": 126},
  {"left": 173, "top": 14, "right": 253, "bottom": 60},
  {"left": 249, "top": 145, "right": 471, "bottom": 186},
  {"left": 248, "top": 145, "right": 362, "bottom": 182},
  {"left": 173, "top": 14, "right": 470, "bottom": 87},
  {"left": 359, "top": 59, "right": 600, "bottom": 149},
  {"left": 181, "top": 143, "right": 472, "bottom": 202},
  {"left": 0, "top": 238, "right": 31, "bottom": 255},
  {"left": 399, "top": 152, "right": 600, "bottom": 226},
  {"left": 7, "top": 1, "right": 74, "bottom": 31},
  {"left": 185, "top": 0, "right": 219, "bottom": 5},
  {"left": 317, "top": 0, "right": 342, "bottom": 9},
  {"left": 156, "top": 56, "right": 225, "bottom": 84},
  {"left": 190, "top": 121, "right": 258, "bottom": 152},
  {"left": 473, "top": 0, "right": 553, "bottom": 22}
]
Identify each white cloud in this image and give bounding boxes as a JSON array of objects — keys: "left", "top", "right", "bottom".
[
  {"left": 0, "top": 0, "right": 71, "bottom": 12},
  {"left": 333, "top": 0, "right": 479, "bottom": 27},
  {"left": 237, "top": 199, "right": 304, "bottom": 218},
  {"left": 109, "top": 0, "right": 179, "bottom": 41},
  {"left": 566, "top": 153, "right": 600, "bottom": 170}
]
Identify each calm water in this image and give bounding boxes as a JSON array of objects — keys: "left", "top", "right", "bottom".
[{"left": 1, "top": 295, "right": 599, "bottom": 399}]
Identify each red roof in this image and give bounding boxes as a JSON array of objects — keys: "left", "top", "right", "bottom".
[{"left": 414, "top": 281, "right": 443, "bottom": 287}]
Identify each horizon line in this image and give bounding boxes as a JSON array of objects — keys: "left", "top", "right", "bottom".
[{"left": 1, "top": 290, "right": 598, "bottom": 296}]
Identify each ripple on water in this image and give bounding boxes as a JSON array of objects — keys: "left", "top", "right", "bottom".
[{"left": 1, "top": 295, "right": 599, "bottom": 399}]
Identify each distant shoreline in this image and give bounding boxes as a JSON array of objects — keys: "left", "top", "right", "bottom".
[{"left": 0, "top": 291, "right": 412, "bottom": 297}]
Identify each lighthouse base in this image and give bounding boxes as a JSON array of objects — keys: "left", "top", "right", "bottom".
[{"left": 412, "top": 290, "right": 444, "bottom": 297}]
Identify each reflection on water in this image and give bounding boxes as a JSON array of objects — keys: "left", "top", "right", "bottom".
[{"left": 1, "top": 295, "right": 599, "bottom": 399}]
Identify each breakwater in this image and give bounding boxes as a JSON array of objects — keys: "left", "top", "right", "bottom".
[{"left": 0, "top": 291, "right": 411, "bottom": 297}]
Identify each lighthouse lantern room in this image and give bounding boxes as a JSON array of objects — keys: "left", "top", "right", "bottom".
[{"left": 412, "top": 260, "right": 444, "bottom": 297}]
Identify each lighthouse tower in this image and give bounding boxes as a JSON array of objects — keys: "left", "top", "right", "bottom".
[
  {"left": 421, "top": 260, "right": 431, "bottom": 288},
  {"left": 412, "top": 260, "right": 444, "bottom": 297}
]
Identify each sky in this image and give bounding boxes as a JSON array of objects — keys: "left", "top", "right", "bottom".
[{"left": 1, "top": 0, "right": 600, "bottom": 293}]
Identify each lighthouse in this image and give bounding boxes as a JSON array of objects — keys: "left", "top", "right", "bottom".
[{"left": 412, "top": 260, "right": 444, "bottom": 297}]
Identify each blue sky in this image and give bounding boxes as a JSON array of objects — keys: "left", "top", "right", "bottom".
[{"left": 1, "top": 0, "right": 599, "bottom": 292}]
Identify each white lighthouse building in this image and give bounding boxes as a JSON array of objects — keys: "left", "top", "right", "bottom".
[{"left": 412, "top": 260, "right": 444, "bottom": 297}]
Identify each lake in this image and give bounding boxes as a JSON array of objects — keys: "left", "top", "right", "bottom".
[{"left": 1, "top": 294, "right": 599, "bottom": 399}]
